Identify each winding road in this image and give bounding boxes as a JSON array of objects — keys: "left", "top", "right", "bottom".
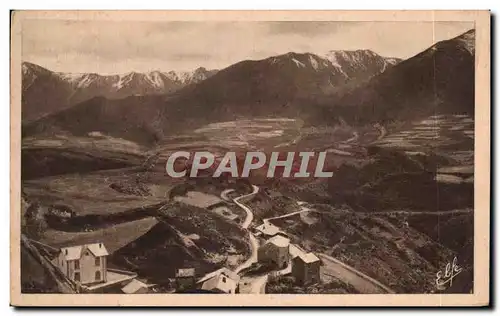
[
  {"left": 366, "top": 209, "right": 473, "bottom": 216},
  {"left": 344, "top": 131, "right": 359, "bottom": 144},
  {"left": 220, "top": 189, "right": 235, "bottom": 202},
  {"left": 226, "top": 185, "right": 269, "bottom": 293},
  {"left": 263, "top": 204, "right": 315, "bottom": 224},
  {"left": 319, "top": 253, "right": 395, "bottom": 294},
  {"left": 233, "top": 185, "right": 259, "bottom": 229},
  {"left": 230, "top": 185, "right": 260, "bottom": 274},
  {"left": 220, "top": 186, "right": 394, "bottom": 294}
]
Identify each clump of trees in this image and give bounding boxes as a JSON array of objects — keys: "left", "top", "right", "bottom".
[
  {"left": 168, "top": 183, "right": 195, "bottom": 200},
  {"left": 109, "top": 178, "right": 152, "bottom": 196},
  {"left": 24, "top": 202, "right": 48, "bottom": 239}
]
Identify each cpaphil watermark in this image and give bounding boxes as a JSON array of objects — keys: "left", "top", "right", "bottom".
[{"left": 165, "top": 151, "right": 334, "bottom": 178}]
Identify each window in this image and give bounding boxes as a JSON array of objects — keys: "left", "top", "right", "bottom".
[
  {"left": 95, "top": 257, "right": 100, "bottom": 266},
  {"left": 74, "top": 260, "right": 80, "bottom": 269},
  {"left": 74, "top": 272, "right": 80, "bottom": 282},
  {"left": 222, "top": 276, "right": 226, "bottom": 283},
  {"left": 95, "top": 271, "right": 101, "bottom": 281}
]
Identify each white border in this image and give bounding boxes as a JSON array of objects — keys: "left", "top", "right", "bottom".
[{"left": 3, "top": 1, "right": 497, "bottom": 315}]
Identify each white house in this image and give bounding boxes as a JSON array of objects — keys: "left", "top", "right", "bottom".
[
  {"left": 121, "top": 279, "right": 151, "bottom": 294},
  {"left": 254, "top": 222, "right": 280, "bottom": 237},
  {"left": 196, "top": 268, "right": 240, "bottom": 294},
  {"left": 54, "top": 242, "right": 109, "bottom": 285}
]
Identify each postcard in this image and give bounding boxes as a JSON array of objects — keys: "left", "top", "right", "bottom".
[{"left": 10, "top": 10, "right": 490, "bottom": 307}]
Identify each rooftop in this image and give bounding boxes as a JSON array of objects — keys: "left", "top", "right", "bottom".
[
  {"left": 266, "top": 235, "right": 290, "bottom": 248},
  {"left": 197, "top": 267, "right": 240, "bottom": 285},
  {"left": 201, "top": 273, "right": 237, "bottom": 293},
  {"left": 255, "top": 222, "right": 280, "bottom": 236},
  {"left": 289, "top": 244, "right": 307, "bottom": 258},
  {"left": 176, "top": 268, "right": 196, "bottom": 278},
  {"left": 298, "top": 252, "right": 320, "bottom": 264},
  {"left": 121, "top": 279, "right": 150, "bottom": 294},
  {"left": 60, "top": 243, "right": 109, "bottom": 261},
  {"left": 82, "top": 268, "right": 137, "bottom": 292}
]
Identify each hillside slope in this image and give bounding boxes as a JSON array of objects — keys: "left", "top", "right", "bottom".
[{"left": 314, "top": 29, "right": 475, "bottom": 126}]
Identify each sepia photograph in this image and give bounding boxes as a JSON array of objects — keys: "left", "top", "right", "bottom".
[{"left": 10, "top": 10, "right": 490, "bottom": 307}]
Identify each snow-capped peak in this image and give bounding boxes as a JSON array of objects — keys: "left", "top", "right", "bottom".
[
  {"left": 59, "top": 73, "right": 99, "bottom": 88},
  {"left": 176, "top": 67, "right": 217, "bottom": 85},
  {"left": 164, "top": 70, "right": 179, "bottom": 82},
  {"left": 22, "top": 63, "right": 39, "bottom": 90},
  {"left": 308, "top": 55, "right": 320, "bottom": 71},
  {"left": 291, "top": 58, "right": 306, "bottom": 68},
  {"left": 112, "top": 72, "right": 137, "bottom": 90},
  {"left": 145, "top": 71, "right": 165, "bottom": 89},
  {"left": 323, "top": 50, "right": 402, "bottom": 78},
  {"left": 52, "top": 67, "right": 218, "bottom": 93},
  {"left": 456, "top": 29, "right": 475, "bottom": 54},
  {"left": 385, "top": 57, "right": 400, "bottom": 66},
  {"left": 22, "top": 63, "right": 31, "bottom": 76}
]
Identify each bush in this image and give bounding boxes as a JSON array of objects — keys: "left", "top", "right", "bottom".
[{"left": 168, "top": 183, "right": 194, "bottom": 200}]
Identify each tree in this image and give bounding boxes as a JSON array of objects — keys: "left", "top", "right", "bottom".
[{"left": 168, "top": 183, "right": 194, "bottom": 200}]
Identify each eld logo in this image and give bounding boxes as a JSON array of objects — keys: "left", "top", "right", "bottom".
[{"left": 165, "top": 151, "right": 334, "bottom": 178}]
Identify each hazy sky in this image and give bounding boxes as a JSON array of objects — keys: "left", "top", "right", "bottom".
[{"left": 22, "top": 20, "right": 473, "bottom": 74}]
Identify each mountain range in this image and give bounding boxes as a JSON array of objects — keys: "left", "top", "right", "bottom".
[
  {"left": 23, "top": 30, "right": 474, "bottom": 146},
  {"left": 22, "top": 63, "right": 218, "bottom": 122},
  {"left": 314, "top": 29, "right": 475, "bottom": 126}
]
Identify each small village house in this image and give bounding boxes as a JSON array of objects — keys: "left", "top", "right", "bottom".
[
  {"left": 258, "top": 235, "right": 290, "bottom": 269},
  {"left": 291, "top": 252, "right": 321, "bottom": 286},
  {"left": 121, "top": 279, "right": 151, "bottom": 294},
  {"left": 54, "top": 243, "right": 108, "bottom": 285},
  {"left": 175, "top": 268, "right": 196, "bottom": 290},
  {"left": 254, "top": 222, "right": 280, "bottom": 238},
  {"left": 196, "top": 268, "right": 240, "bottom": 294},
  {"left": 254, "top": 222, "right": 290, "bottom": 240}
]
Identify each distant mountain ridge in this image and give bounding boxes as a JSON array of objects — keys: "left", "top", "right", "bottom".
[
  {"left": 56, "top": 67, "right": 218, "bottom": 91},
  {"left": 21, "top": 62, "right": 218, "bottom": 122}
]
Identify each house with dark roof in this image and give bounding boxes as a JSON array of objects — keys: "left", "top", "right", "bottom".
[
  {"left": 54, "top": 242, "right": 109, "bottom": 285},
  {"left": 291, "top": 252, "right": 321, "bottom": 286}
]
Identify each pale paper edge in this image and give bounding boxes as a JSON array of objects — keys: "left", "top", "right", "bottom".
[{"left": 10, "top": 10, "right": 491, "bottom": 307}]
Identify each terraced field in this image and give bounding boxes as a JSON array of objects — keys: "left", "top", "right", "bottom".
[{"left": 376, "top": 114, "right": 474, "bottom": 158}]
